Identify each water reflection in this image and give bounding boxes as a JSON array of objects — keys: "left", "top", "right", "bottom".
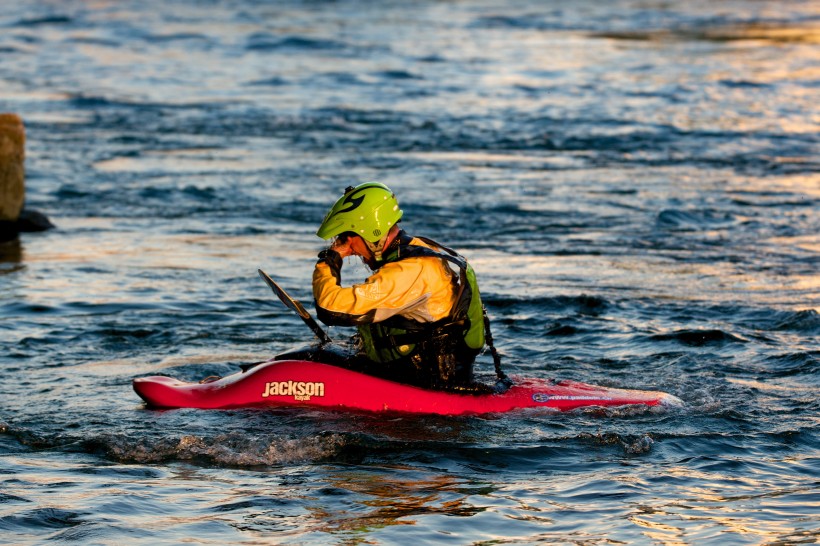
[
  {"left": 593, "top": 23, "right": 820, "bottom": 44},
  {"left": 628, "top": 456, "right": 820, "bottom": 543},
  {"left": 0, "top": 238, "right": 23, "bottom": 272},
  {"left": 312, "top": 468, "right": 485, "bottom": 537}
]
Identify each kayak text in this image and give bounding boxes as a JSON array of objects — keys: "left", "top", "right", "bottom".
[
  {"left": 262, "top": 380, "right": 325, "bottom": 401},
  {"left": 532, "top": 393, "right": 613, "bottom": 403}
]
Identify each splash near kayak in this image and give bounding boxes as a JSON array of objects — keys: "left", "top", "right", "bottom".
[{"left": 133, "top": 359, "right": 682, "bottom": 415}]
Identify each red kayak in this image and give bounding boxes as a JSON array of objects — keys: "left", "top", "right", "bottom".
[{"left": 133, "top": 359, "right": 683, "bottom": 415}]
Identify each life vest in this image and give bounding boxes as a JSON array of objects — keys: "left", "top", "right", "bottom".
[{"left": 356, "top": 233, "right": 485, "bottom": 388}]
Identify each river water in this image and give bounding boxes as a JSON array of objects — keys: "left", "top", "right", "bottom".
[{"left": 1, "top": 1, "right": 818, "bottom": 544}]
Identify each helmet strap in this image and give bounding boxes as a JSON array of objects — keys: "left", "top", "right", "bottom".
[
  {"left": 364, "top": 237, "right": 388, "bottom": 263},
  {"left": 363, "top": 225, "right": 401, "bottom": 264}
]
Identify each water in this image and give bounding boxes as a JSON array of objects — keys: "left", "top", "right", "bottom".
[{"left": 1, "top": 0, "right": 818, "bottom": 543}]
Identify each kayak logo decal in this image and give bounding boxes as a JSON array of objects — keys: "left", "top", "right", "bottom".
[
  {"left": 262, "top": 380, "right": 325, "bottom": 401},
  {"left": 532, "top": 393, "right": 613, "bottom": 403}
]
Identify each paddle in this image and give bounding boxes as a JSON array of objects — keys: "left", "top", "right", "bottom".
[{"left": 257, "top": 269, "right": 333, "bottom": 345}]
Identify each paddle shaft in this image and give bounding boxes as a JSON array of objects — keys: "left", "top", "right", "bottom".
[{"left": 258, "top": 269, "right": 333, "bottom": 345}]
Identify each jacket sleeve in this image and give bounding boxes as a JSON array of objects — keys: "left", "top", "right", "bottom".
[{"left": 312, "top": 255, "right": 431, "bottom": 326}]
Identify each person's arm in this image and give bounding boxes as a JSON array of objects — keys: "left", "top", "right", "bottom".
[{"left": 312, "top": 252, "right": 429, "bottom": 326}]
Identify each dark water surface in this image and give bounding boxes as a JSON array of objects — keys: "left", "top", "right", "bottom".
[{"left": 1, "top": 0, "right": 818, "bottom": 543}]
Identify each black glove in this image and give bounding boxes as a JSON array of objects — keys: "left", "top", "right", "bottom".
[{"left": 317, "top": 248, "right": 343, "bottom": 280}]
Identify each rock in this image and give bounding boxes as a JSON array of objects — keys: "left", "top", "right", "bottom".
[
  {"left": 0, "top": 209, "right": 56, "bottom": 243},
  {"left": 0, "top": 113, "right": 25, "bottom": 222},
  {"left": 0, "top": 114, "right": 54, "bottom": 242},
  {"left": 17, "top": 209, "right": 55, "bottom": 232}
]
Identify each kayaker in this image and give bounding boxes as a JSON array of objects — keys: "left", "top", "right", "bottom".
[{"left": 312, "top": 182, "right": 506, "bottom": 392}]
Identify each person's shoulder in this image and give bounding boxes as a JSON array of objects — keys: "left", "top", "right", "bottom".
[{"left": 407, "top": 236, "right": 438, "bottom": 250}]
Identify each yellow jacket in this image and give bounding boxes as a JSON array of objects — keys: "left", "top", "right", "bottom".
[{"left": 313, "top": 236, "right": 458, "bottom": 326}]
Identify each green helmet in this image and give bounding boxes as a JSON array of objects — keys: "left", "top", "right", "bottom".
[{"left": 317, "top": 182, "right": 403, "bottom": 245}]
